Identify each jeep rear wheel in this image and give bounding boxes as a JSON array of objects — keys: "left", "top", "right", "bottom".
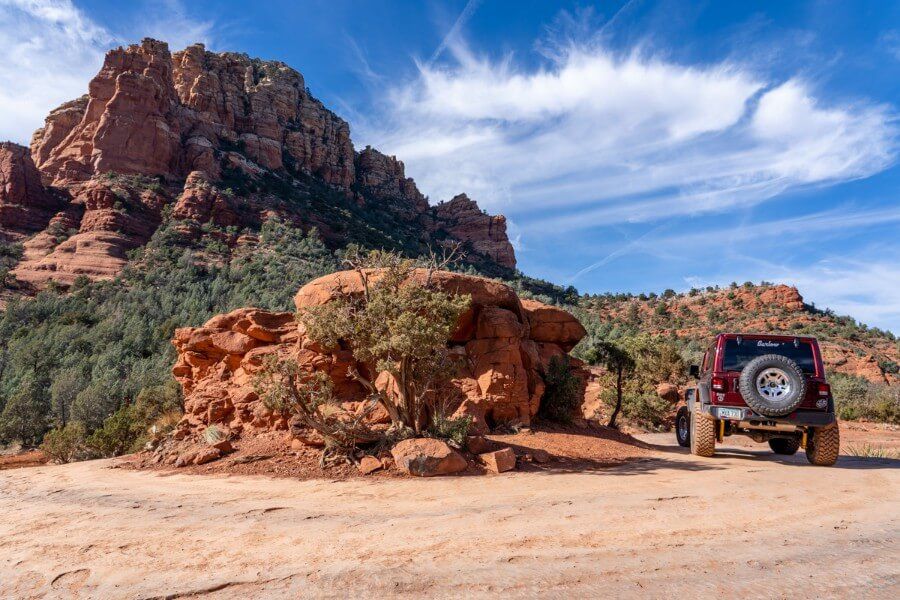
[
  {"left": 675, "top": 406, "right": 690, "bottom": 447},
  {"left": 689, "top": 410, "right": 716, "bottom": 457},
  {"left": 769, "top": 437, "right": 801, "bottom": 455},
  {"left": 806, "top": 421, "right": 840, "bottom": 466}
]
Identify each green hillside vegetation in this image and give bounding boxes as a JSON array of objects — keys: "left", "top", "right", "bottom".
[
  {"left": 0, "top": 218, "right": 338, "bottom": 451},
  {"left": 569, "top": 284, "right": 900, "bottom": 424},
  {"left": 2, "top": 215, "right": 898, "bottom": 454}
]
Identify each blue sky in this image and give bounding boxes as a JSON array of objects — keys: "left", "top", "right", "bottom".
[{"left": 1, "top": 0, "right": 899, "bottom": 332}]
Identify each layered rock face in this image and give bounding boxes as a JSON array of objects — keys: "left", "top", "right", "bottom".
[
  {"left": 30, "top": 39, "right": 355, "bottom": 187},
  {"left": 354, "top": 147, "right": 428, "bottom": 219},
  {"left": 430, "top": 195, "right": 516, "bottom": 269},
  {"left": 0, "top": 143, "right": 62, "bottom": 234},
  {"left": 171, "top": 270, "right": 585, "bottom": 437},
  {"left": 12, "top": 178, "right": 166, "bottom": 286},
  {"left": 1, "top": 38, "right": 516, "bottom": 285}
]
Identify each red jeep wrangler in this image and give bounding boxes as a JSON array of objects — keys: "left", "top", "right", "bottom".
[{"left": 676, "top": 333, "right": 840, "bottom": 466}]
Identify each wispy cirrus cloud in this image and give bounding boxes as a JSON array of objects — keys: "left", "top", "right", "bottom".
[
  {"left": 684, "top": 255, "right": 900, "bottom": 333},
  {"left": 0, "top": 0, "right": 218, "bottom": 145},
  {"left": 139, "top": 0, "right": 215, "bottom": 51},
  {"left": 356, "top": 30, "right": 898, "bottom": 233},
  {"left": 0, "top": 0, "right": 111, "bottom": 143}
]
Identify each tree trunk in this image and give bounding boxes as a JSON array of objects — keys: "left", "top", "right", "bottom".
[{"left": 608, "top": 369, "right": 623, "bottom": 428}]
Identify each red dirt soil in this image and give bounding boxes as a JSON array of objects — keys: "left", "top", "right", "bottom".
[
  {"left": 118, "top": 421, "right": 652, "bottom": 480},
  {"left": 0, "top": 449, "right": 49, "bottom": 471}
]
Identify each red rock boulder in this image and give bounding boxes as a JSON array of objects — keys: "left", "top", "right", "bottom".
[
  {"left": 391, "top": 438, "right": 467, "bottom": 477},
  {"left": 171, "top": 270, "right": 586, "bottom": 440}
]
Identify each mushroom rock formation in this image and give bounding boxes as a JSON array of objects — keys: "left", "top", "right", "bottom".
[{"left": 171, "top": 270, "right": 586, "bottom": 438}]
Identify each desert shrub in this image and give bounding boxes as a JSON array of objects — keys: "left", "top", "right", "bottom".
[
  {"left": 85, "top": 404, "right": 143, "bottom": 457},
  {"left": 0, "top": 371, "right": 49, "bottom": 446},
  {"left": 831, "top": 373, "right": 900, "bottom": 424},
  {"left": 539, "top": 355, "right": 582, "bottom": 423},
  {"left": 202, "top": 424, "right": 224, "bottom": 445},
  {"left": 428, "top": 411, "right": 472, "bottom": 446},
  {"left": 844, "top": 444, "right": 899, "bottom": 459},
  {"left": 40, "top": 422, "right": 87, "bottom": 463},
  {"left": 879, "top": 360, "right": 899, "bottom": 375},
  {"left": 83, "top": 380, "right": 183, "bottom": 457},
  {"left": 594, "top": 335, "right": 685, "bottom": 430},
  {"left": 584, "top": 340, "right": 634, "bottom": 428},
  {"left": 299, "top": 249, "right": 470, "bottom": 435},
  {"left": 258, "top": 363, "right": 382, "bottom": 463}
]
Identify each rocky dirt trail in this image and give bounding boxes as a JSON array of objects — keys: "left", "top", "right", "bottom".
[{"left": 1, "top": 436, "right": 897, "bottom": 599}]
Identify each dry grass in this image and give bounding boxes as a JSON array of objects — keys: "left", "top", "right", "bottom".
[{"left": 844, "top": 444, "right": 899, "bottom": 459}]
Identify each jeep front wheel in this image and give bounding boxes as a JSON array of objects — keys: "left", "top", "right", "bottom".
[
  {"left": 769, "top": 437, "right": 801, "bottom": 455},
  {"left": 675, "top": 406, "right": 690, "bottom": 447},
  {"left": 806, "top": 422, "right": 840, "bottom": 466},
  {"left": 689, "top": 410, "right": 716, "bottom": 457}
]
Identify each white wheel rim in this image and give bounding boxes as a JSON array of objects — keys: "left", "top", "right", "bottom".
[
  {"left": 678, "top": 415, "right": 688, "bottom": 439},
  {"left": 756, "top": 368, "right": 791, "bottom": 399}
]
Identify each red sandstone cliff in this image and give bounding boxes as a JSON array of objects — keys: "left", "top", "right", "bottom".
[{"left": 1, "top": 39, "right": 516, "bottom": 288}]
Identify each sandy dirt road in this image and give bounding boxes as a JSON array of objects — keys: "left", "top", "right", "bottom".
[{"left": 1, "top": 436, "right": 897, "bottom": 599}]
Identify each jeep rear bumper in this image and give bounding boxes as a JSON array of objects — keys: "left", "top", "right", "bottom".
[{"left": 701, "top": 405, "right": 835, "bottom": 428}]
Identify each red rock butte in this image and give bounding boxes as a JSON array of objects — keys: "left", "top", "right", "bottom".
[
  {"left": 0, "top": 38, "right": 516, "bottom": 289},
  {"left": 171, "top": 269, "right": 586, "bottom": 440}
]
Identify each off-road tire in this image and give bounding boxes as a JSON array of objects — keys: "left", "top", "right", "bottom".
[
  {"left": 738, "top": 354, "right": 806, "bottom": 417},
  {"left": 769, "top": 437, "right": 801, "bottom": 455},
  {"left": 675, "top": 406, "right": 690, "bottom": 447},
  {"left": 689, "top": 410, "right": 716, "bottom": 457},
  {"left": 806, "top": 421, "right": 840, "bottom": 466}
]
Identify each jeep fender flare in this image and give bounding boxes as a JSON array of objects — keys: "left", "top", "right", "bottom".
[{"left": 691, "top": 384, "right": 710, "bottom": 412}]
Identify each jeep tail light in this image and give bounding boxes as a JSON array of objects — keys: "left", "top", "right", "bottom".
[
  {"left": 711, "top": 376, "right": 727, "bottom": 392},
  {"left": 817, "top": 383, "right": 831, "bottom": 397}
]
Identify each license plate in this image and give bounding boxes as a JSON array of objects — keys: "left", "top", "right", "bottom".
[{"left": 718, "top": 407, "right": 742, "bottom": 420}]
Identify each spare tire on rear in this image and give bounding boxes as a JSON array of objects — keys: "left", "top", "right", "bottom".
[{"left": 738, "top": 354, "right": 806, "bottom": 417}]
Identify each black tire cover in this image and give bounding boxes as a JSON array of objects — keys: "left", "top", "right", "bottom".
[{"left": 738, "top": 354, "right": 806, "bottom": 417}]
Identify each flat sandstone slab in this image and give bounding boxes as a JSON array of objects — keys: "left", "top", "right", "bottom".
[{"left": 0, "top": 440, "right": 897, "bottom": 598}]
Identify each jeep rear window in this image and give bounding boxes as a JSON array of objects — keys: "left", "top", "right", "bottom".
[{"left": 721, "top": 339, "right": 816, "bottom": 374}]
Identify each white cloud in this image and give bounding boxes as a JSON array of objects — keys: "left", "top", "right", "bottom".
[
  {"left": 0, "top": 0, "right": 216, "bottom": 145},
  {"left": 0, "top": 0, "right": 111, "bottom": 144},
  {"left": 357, "top": 38, "right": 898, "bottom": 232},
  {"left": 751, "top": 80, "right": 895, "bottom": 183},
  {"left": 789, "top": 260, "right": 900, "bottom": 333},
  {"left": 880, "top": 30, "right": 900, "bottom": 61},
  {"left": 139, "top": 0, "right": 214, "bottom": 50},
  {"left": 654, "top": 205, "right": 900, "bottom": 250},
  {"left": 683, "top": 257, "right": 900, "bottom": 334}
]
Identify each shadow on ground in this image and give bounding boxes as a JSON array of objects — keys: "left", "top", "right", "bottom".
[{"left": 490, "top": 421, "right": 900, "bottom": 476}]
